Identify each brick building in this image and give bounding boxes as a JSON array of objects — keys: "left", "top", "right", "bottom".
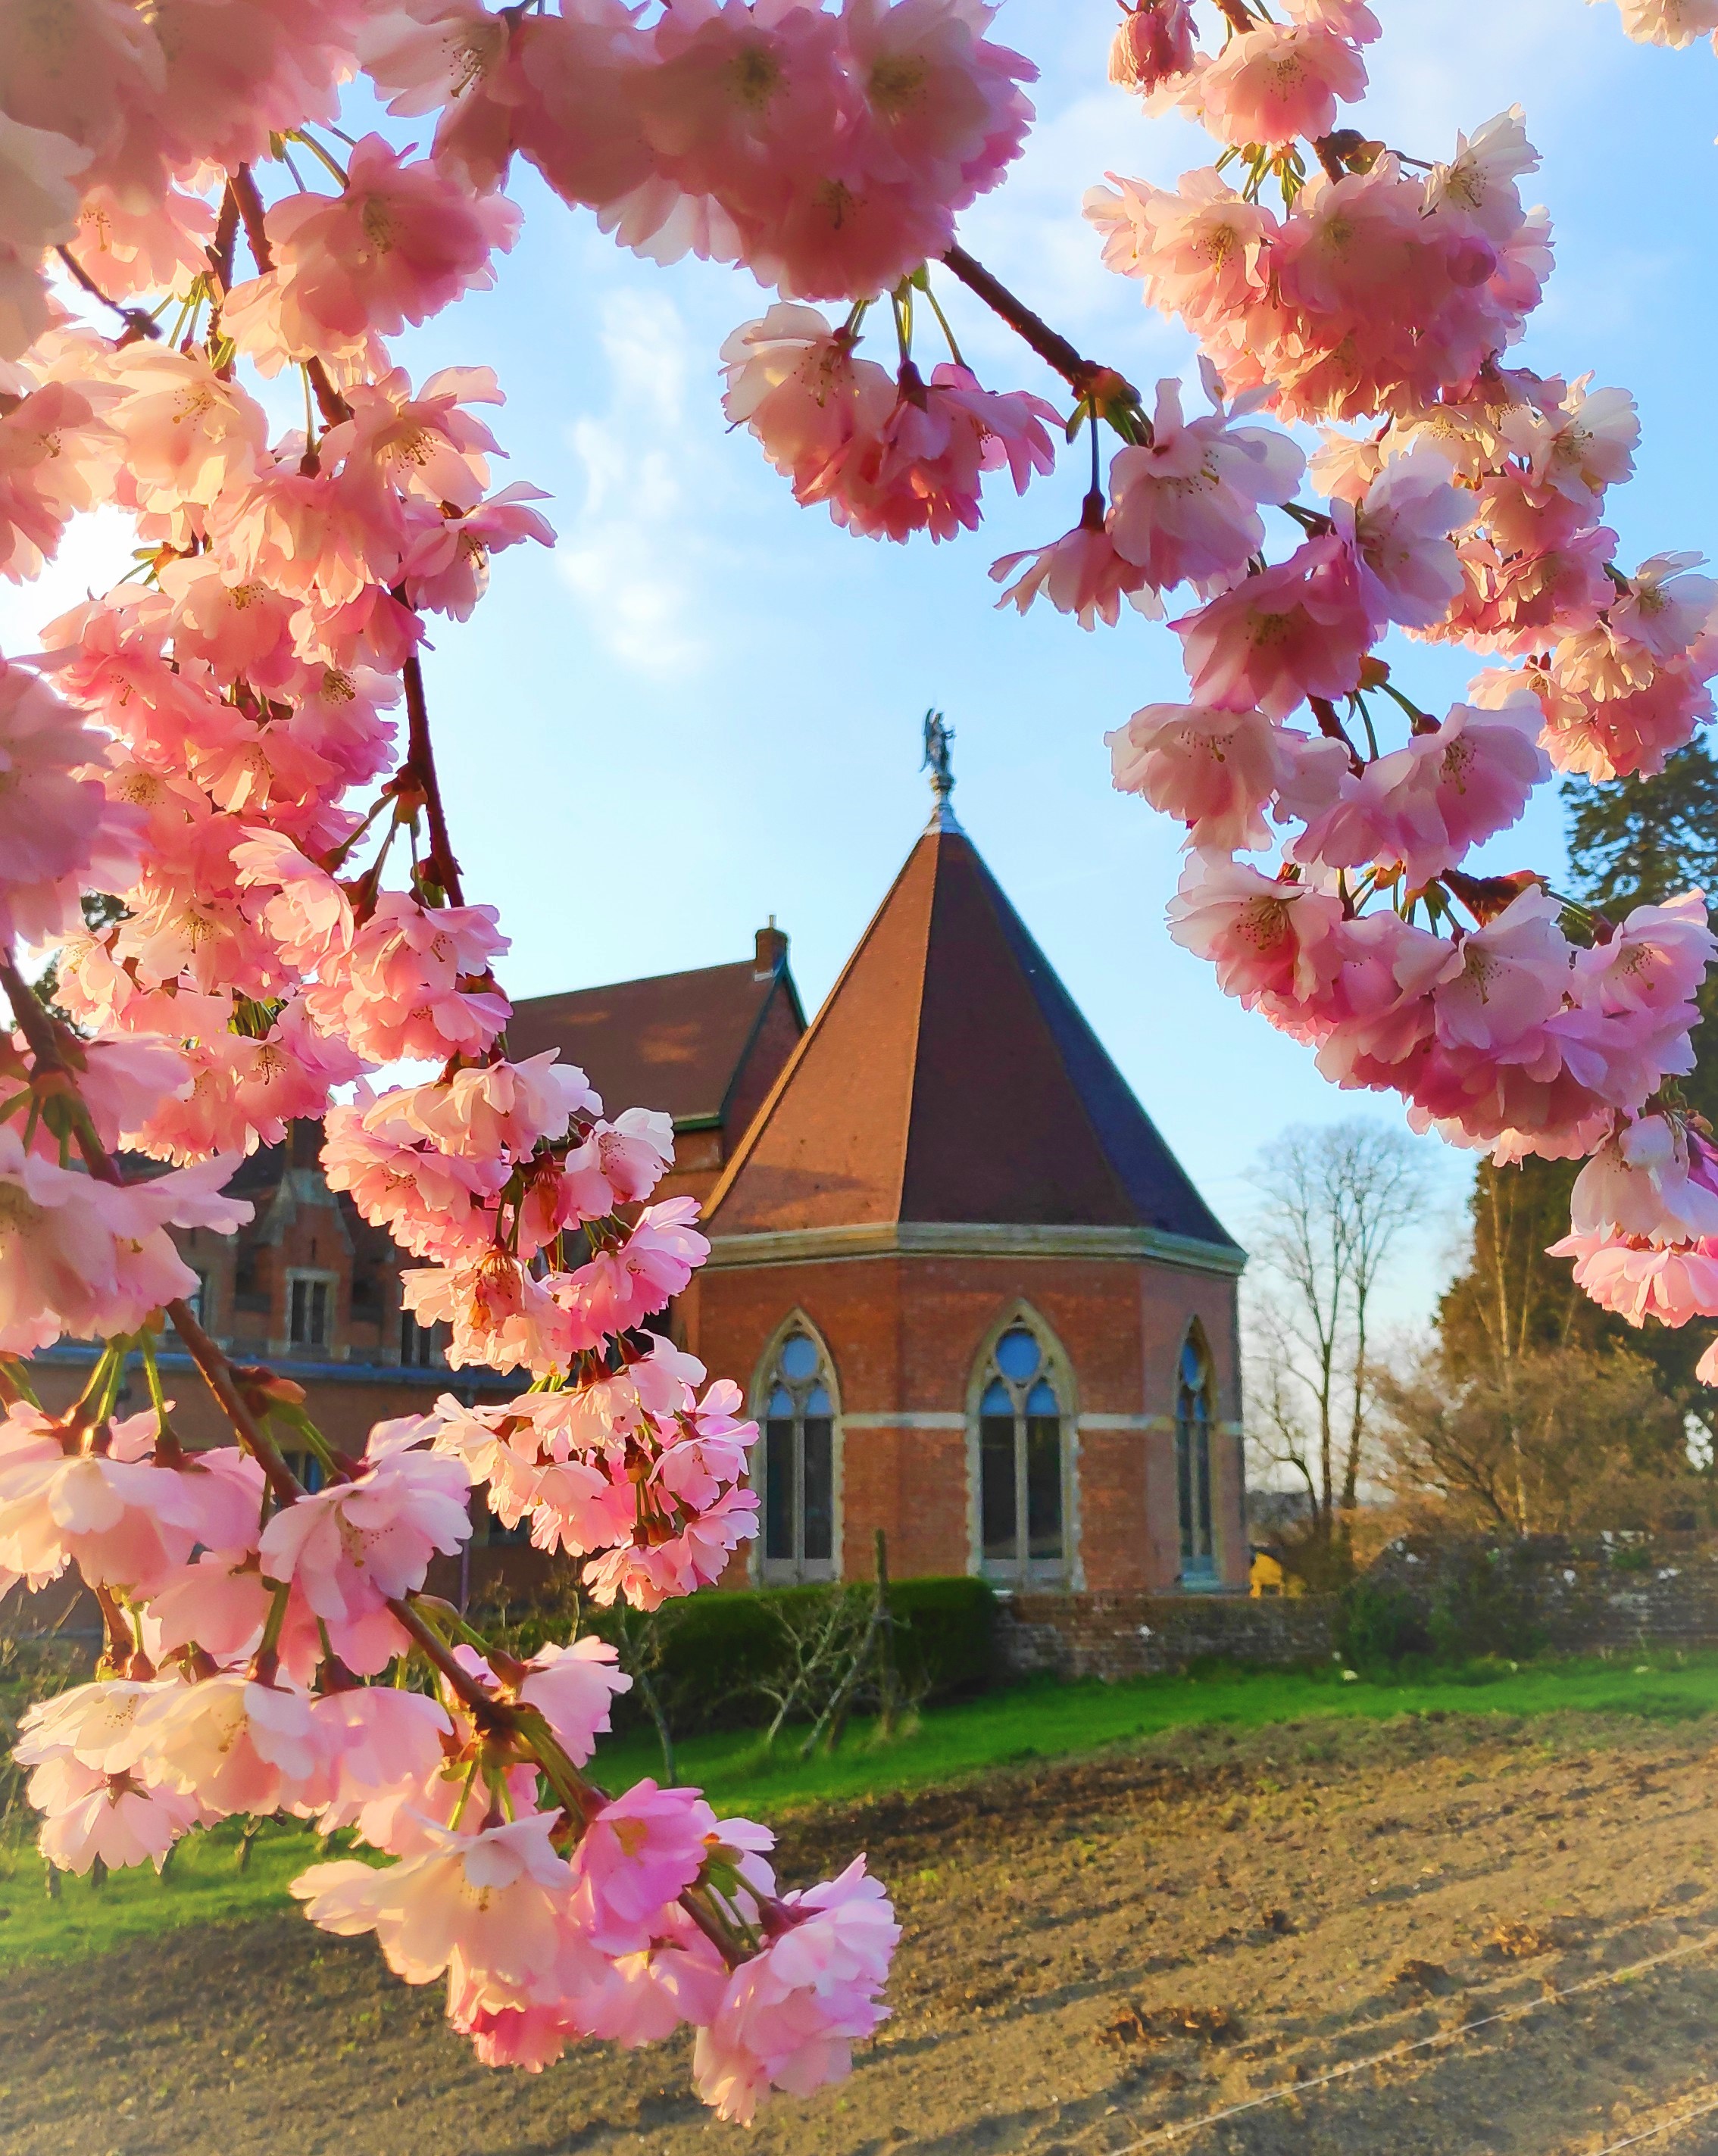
[{"left": 33, "top": 772, "right": 1248, "bottom": 1599}]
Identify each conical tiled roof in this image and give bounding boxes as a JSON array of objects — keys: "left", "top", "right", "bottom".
[{"left": 704, "top": 810, "right": 1239, "bottom": 1252}]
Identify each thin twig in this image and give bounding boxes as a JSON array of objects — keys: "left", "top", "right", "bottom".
[
  {"left": 53, "top": 247, "right": 162, "bottom": 342},
  {"left": 401, "top": 650, "right": 465, "bottom": 903}
]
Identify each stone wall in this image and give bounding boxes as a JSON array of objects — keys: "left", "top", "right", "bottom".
[
  {"left": 995, "top": 1589, "right": 1337, "bottom": 1682},
  {"left": 1370, "top": 1532, "right": 1718, "bottom": 1654}
]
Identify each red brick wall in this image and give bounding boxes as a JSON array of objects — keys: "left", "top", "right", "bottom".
[{"left": 683, "top": 1248, "right": 1245, "bottom": 1596}]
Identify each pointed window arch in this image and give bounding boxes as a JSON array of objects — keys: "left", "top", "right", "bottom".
[
  {"left": 1176, "top": 1326, "right": 1217, "bottom": 1583},
  {"left": 975, "top": 1312, "right": 1071, "bottom": 1587},
  {"left": 757, "top": 1321, "right": 839, "bottom": 1583}
]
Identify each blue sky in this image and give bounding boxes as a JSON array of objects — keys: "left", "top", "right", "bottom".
[{"left": 8, "top": 0, "right": 1718, "bottom": 1321}]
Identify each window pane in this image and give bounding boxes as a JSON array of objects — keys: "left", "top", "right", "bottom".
[
  {"left": 1180, "top": 1337, "right": 1204, "bottom": 1387},
  {"left": 764, "top": 1419, "right": 795, "bottom": 1562},
  {"left": 980, "top": 1415, "right": 1017, "bottom": 1562},
  {"left": 802, "top": 1417, "right": 833, "bottom": 1563},
  {"left": 1026, "top": 1378, "right": 1057, "bottom": 1417},
  {"left": 1194, "top": 1418, "right": 1212, "bottom": 1557},
  {"left": 1026, "top": 1415, "right": 1061, "bottom": 1561},
  {"left": 995, "top": 1328, "right": 1040, "bottom": 1382},
  {"left": 980, "top": 1378, "right": 1011, "bottom": 1416},
  {"left": 767, "top": 1387, "right": 792, "bottom": 1419},
  {"left": 779, "top": 1334, "right": 819, "bottom": 1381},
  {"left": 806, "top": 1384, "right": 831, "bottom": 1418}
]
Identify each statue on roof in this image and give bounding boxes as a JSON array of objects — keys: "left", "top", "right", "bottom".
[{"left": 922, "top": 708, "right": 954, "bottom": 805}]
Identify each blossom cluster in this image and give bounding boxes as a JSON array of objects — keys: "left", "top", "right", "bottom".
[
  {"left": 720, "top": 0, "right": 1718, "bottom": 1353},
  {"left": 0, "top": 0, "right": 938, "bottom": 2117}
]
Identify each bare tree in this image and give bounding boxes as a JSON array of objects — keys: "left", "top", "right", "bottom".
[{"left": 1246, "top": 1119, "right": 1432, "bottom": 1543}]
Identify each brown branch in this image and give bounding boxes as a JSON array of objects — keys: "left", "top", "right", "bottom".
[
  {"left": 305, "top": 357, "right": 352, "bottom": 428},
  {"left": 165, "top": 1301, "right": 302, "bottom": 1505},
  {"left": 0, "top": 957, "right": 120, "bottom": 1184},
  {"left": 401, "top": 648, "right": 466, "bottom": 904},
  {"left": 230, "top": 164, "right": 274, "bottom": 274},
  {"left": 1213, "top": 0, "right": 1258, "bottom": 31},
  {"left": 208, "top": 186, "right": 241, "bottom": 297},
  {"left": 1307, "top": 697, "right": 1365, "bottom": 779},
  {"left": 940, "top": 242, "right": 1139, "bottom": 407},
  {"left": 54, "top": 245, "right": 161, "bottom": 344}
]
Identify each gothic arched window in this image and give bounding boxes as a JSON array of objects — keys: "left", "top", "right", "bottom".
[
  {"left": 978, "top": 1321, "right": 1068, "bottom": 1585},
  {"left": 1176, "top": 1328, "right": 1217, "bottom": 1583},
  {"left": 760, "top": 1328, "right": 837, "bottom": 1583}
]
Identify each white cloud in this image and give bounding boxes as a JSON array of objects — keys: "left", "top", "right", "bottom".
[{"left": 554, "top": 285, "right": 717, "bottom": 679}]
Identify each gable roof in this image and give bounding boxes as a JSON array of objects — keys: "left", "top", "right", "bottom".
[
  {"left": 706, "top": 813, "right": 1239, "bottom": 1250},
  {"left": 505, "top": 956, "right": 800, "bottom": 1129}
]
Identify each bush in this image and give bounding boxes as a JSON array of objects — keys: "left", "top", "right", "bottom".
[
  {"left": 477, "top": 1575, "right": 997, "bottom": 1737},
  {"left": 1336, "top": 1578, "right": 1432, "bottom": 1674},
  {"left": 1427, "top": 1544, "right": 1545, "bottom": 1663}
]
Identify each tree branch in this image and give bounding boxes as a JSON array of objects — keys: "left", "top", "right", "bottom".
[
  {"left": 401, "top": 648, "right": 466, "bottom": 905},
  {"left": 940, "top": 242, "right": 1139, "bottom": 407}
]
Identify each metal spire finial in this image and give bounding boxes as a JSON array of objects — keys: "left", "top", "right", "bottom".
[{"left": 921, "top": 709, "right": 960, "bottom": 830}]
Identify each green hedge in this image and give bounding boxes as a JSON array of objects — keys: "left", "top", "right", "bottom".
[{"left": 489, "top": 1576, "right": 998, "bottom": 1737}]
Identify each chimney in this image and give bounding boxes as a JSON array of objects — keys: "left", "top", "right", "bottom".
[{"left": 754, "top": 915, "right": 788, "bottom": 978}]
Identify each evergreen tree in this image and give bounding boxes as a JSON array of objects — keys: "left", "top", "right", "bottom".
[{"left": 1438, "top": 739, "right": 1718, "bottom": 1400}]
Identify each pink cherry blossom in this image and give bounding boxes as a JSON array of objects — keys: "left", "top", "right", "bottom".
[
  {"left": 294, "top": 1812, "right": 576, "bottom": 2005},
  {"left": 129, "top": 1675, "right": 336, "bottom": 1820},
  {"left": 1106, "top": 372, "right": 1305, "bottom": 597},
  {"left": 226, "top": 138, "right": 520, "bottom": 374},
  {"left": 26, "top": 1756, "right": 201, "bottom": 1875},
  {"left": 1176, "top": 535, "right": 1372, "bottom": 719},
  {"left": 304, "top": 894, "right": 510, "bottom": 1065},
  {"left": 258, "top": 1418, "right": 473, "bottom": 1675},
  {"left": 1108, "top": 1, "right": 1198, "bottom": 97},
  {"left": 1107, "top": 701, "right": 1296, "bottom": 852},
  {"left": 1431, "top": 887, "right": 1574, "bottom": 1055},
  {"left": 0, "top": 661, "right": 133, "bottom": 944},
  {"left": 692, "top": 1858, "right": 901, "bottom": 2123},
  {"left": 402, "top": 1252, "right": 577, "bottom": 1377},
  {"left": 557, "top": 1199, "right": 712, "bottom": 1343},
  {"left": 515, "top": 1638, "right": 633, "bottom": 1765},
  {"left": 721, "top": 305, "right": 898, "bottom": 507},
  {"left": 1601, "top": 0, "right": 1718, "bottom": 47},
  {"left": 1335, "top": 446, "right": 1468, "bottom": 632},
  {"left": 1570, "top": 1115, "right": 1718, "bottom": 1243},
  {"left": 1294, "top": 698, "right": 1549, "bottom": 885},
  {"left": 0, "top": 378, "right": 122, "bottom": 583},
  {"left": 1192, "top": 20, "right": 1367, "bottom": 149},
  {"left": 1548, "top": 1229, "right": 1718, "bottom": 1328},
  {"left": 571, "top": 1780, "right": 718, "bottom": 1955},
  {"left": 989, "top": 501, "right": 1157, "bottom": 630},
  {"left": 1166, "top": 854, "right": 1345, "bottom": 1014},
  {"left": 558, "top": 1110, "right": 676, "bottom": 1221}
]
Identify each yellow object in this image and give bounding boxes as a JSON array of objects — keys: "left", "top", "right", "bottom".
[{"left": 1251, "top": 1548, "right": 1286, "bottom": 1598}]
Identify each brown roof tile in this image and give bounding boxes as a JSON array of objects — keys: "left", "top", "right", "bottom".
[
  {"left": 707, "top": 815, "right": 1239, "bottom": 1250},
  {"left": 506, "top": 957, "right": 800, "bottom": 1128}
]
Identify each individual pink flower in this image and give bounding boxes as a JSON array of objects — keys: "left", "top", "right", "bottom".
[
  {"left": 1176, "top": 536, "right": 1372, "bottom": 719},
  {"left": 321, "top": 1107, "right": 501, "bottom": 1263},
  {"left": 1548, "top": 1230, "right": 1718, "bottom": 1328},
  {"left": 0, "top": 662, "right": 133, "bottom": 944},
  {"left": 1497, "top": 378, "right": 1639, "bottom": 510},
  {"left": 231, "top": 829, "right": 355, "bottom": 971},
  {"left": 1108, "top": 1, "right": 1198, "bottom": 96},
  {"left": 1424, "top": 107, "right": 1540, "bottom": 243},
  {"left": 1293, "top": 698, "right": 1549, "bottom": 886},
  {"left": 990, "top": 503, "right": 1157, "bottom": 630},
  {"left": 312, "top": 1686, "right": 457, "bottom": 1827},
  {"left": 1107, "top": 702, "right": 1296, "bottom": 853},
  {"left": 402, "top": 1252, "right": 577, "bottom": 1376},
  {"left": 1335, "top": 445, "right": 1468, "bottom": 632},
  {"left": 65, "top": 185, "right": 214, "bottom": 300},
  {"left": 570, "top": 1780, "right": 718, "bottom": 1955},
  {"left": 1165, "top": 854, "right": 1345, "bottom": 1012},
  {"left": 304, "top": 894, "right": 511, "bottom": 1065},
  {"left": 294, "top": 1812, "right": 577, "bottom": 2006},
  {"left": 1192, "top": 20, "right": 1367, "bottom": 148},
  {"left": 1607, "top": 552, "right": 1716, "bottom": 662},
  {"left": 127, "top": 1675, "right": 336, "bottom": 1820},
  {"left": 514, "top": 1637, "right": 633, "bottom": 1765},
  {"left": 816, "top": 361, "right": 1058, "bottom": 544},
  {"left": 1085, "top": 167, "right": 1278, "bottom": 331},
  {"left": 359, "top": 0, "right": 531, "bottom": 190},
  {"left": 398, "top": 482, "right": 557, "bottom": 618},
  {"left": 25, "top": 1756, "right": 201, "bottom": 1876},
  {"left": 721, "top": 305, "right": 898, "bottom": 508},
  {"left": 1432, "top": 886, "right": 1575, "bottom": 1054},
  {"left": 573, "top": 1907, "right": 732, "bottom": 2050},
  {"left": 367, "top": 1055, "right": 597, "bottom": 1162},
  {"left": 1602, "top": 0, "right": 1718, "bottom": 48},
  {"left": 692, "top": 1859, "right": 901, "bottom": 2123},
  {"left": 557, "top": 1198, "right": 712, "bottom": 1343},
  {"left": 0, "top": 378, "right": 122, "bottom": 583},
  {"left": 1106, "top": 370, "right": 1304, "bottom": 597},
  {"left": 258, "top": 1418, "right": 473, "bottom": 1675},
  {"left": 108, "top": 345, "right": 269, "bottom": 536},
  {"left": 557, "top": 1109, "right": 676, "bottom": 1221},
  {"left": 1570, "top": 1115, "right": 1718, "bottom": 1243},
  {"left": 226, "top": 138, "right": 520, "bottom": 374}
]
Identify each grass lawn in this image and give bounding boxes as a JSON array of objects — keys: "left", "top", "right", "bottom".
[{"left": 5, "top": 1646, "right": 1716, "bottom": 1969}]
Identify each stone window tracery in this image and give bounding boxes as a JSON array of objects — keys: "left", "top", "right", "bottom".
[
  {"left": 977, "top": 1321, "right": 1068, "bottom": 1586},
  {"left": 760, "top": 1328, "right": 837, "bottom": 1583},
  {"left": 1176, "top": 1327, "right": 1217, "bottom": 1583}
]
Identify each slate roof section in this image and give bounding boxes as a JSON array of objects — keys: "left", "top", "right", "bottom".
[
  {"left": 706, "top": 816, "right": 1240, "bottom": 1253},
  {"left": 507, "top": 955, "right": 802, "bottom": 1128}
]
